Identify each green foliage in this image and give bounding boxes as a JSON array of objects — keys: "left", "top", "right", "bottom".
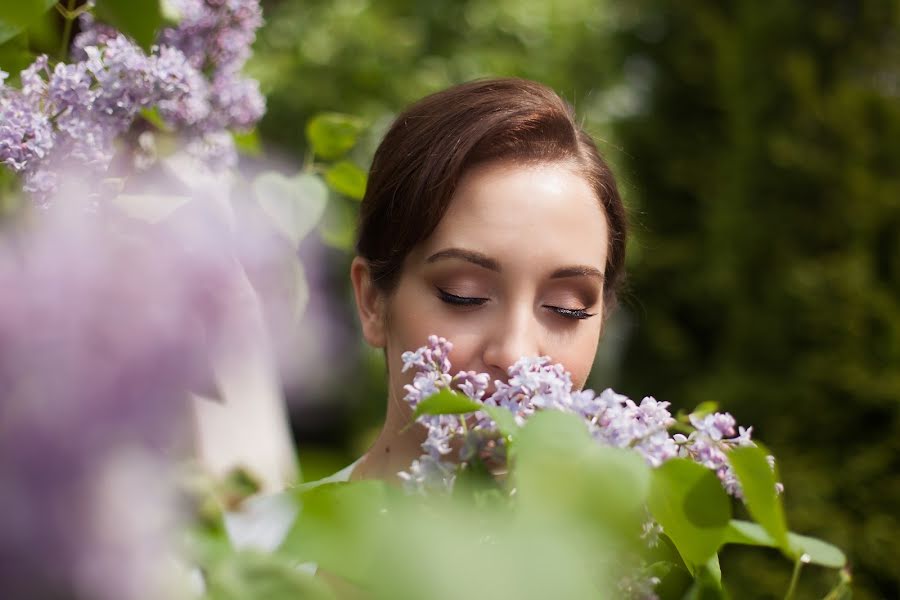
[
  {"left": 411, "top": 388, "right": 483, "bottom": 419},
  {"left": 202, "top": 551, "right": 336, "bottom": 600},
  {"left": 250, "top": 0, "right": 624, "bottom": 160},
  {"left": 648, "top": 459, "right": 730, "bottom": 572},
  {"left": 0, "top": 0, "right": 56, "bottom": 48},
  {"left": 246, "top": 1, "right": 898, "bottom": 596},
  {"left": 233, "top": 129, "right": 262, "bottom": 157},
  {"left": 324, "top": 160, "right": 366, "bottom": 200},
  {"left": 481, "top": 405, "right": 520, "bottom": 443},
  {"left": 281, "top": 481, "right": 389, "bottom": 583},
  {"left": 0, "top": 0, "right": 56, "bottom": 30},
  {"left": 724, "top": 520, "right": 846, "bottom": 569},
  {"left": 94, "top": 0, "right": 163, "bottom": 51},
  {"left": 317, "top": 191, "right": 356, "bottom": 251},
  {"left": 196, "top": 415, "right": 848, "bottom": 599},
  {"left": 611, "top": 2, "right": 900, "bottom": 596},
  {"left": 305, "top": 113, "right": 365, "bottom": 161},
  {"left": 727, "top": 445, "right": 789, "bottom": 552},
  {"left": 515, "top": 411, "right": 651, "bottom": 536}
]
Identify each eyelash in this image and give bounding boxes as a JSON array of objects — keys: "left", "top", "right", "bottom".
[
  {"left": 549, "top": 307, "right": 595, "bottom": 320},
  {"left": 436, "top": 289, "right": 596, "bottom": 320},
  {"left": 437, "top": 289, "right": 488, "bottom": 307}
]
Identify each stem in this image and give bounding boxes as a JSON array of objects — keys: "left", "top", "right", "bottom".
[
  {"left": 58, "top": 0, "right": 78, "bottom": 61},
  {"left": 783, "top": 554, "right": 809, "bottom": 600},
  {"left": 302, "top": 149, "right": 315, "bottom": 174}
]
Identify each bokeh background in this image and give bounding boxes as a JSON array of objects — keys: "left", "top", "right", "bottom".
[{"left": 248, "top": 1, "right": 898, "bottom": 598}]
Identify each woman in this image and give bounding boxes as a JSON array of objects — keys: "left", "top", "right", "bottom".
[{"left": 348, "top": 77, "right": 627, "bottom": 483}]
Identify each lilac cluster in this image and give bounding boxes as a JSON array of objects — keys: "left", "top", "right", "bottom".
[
  {"left": 0, "top": 212, "right": 234, "bottom": 600},
  {"left": 674, "top": 413, "right": 773, "bottom": 496},
  {"left": 398, "top": 335, "right": 767, "bottom": 499},
  {"left": 398, "top": 336, "right": 490, "bottom": 492},
  {"left": 0, "top": 1, "right": 265, "bottom": 202}
]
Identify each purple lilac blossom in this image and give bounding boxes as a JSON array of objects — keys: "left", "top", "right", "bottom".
[
  {"left": 0, "top": 208, "right": 235, "bottom": 600},
  {"left": 398, "top": 335, "right": 774, "bottom": 499},
  {"left": 0, "top": 69, "right": 54, "bottom": 186},
  {"left": 1, "top": 1, "right": 266, "bottom": 202}
]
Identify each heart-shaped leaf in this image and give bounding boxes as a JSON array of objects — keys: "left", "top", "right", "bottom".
[
  {"left": 647, "top": 458, "right": 731, "bottom": 571},
  {"left": 254, "top": 171, "right": 327, "bottom": 247}
]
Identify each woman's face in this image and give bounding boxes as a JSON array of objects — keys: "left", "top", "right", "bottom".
[{"left": 366, "top": 160, "right": 610, "bottom": 405}]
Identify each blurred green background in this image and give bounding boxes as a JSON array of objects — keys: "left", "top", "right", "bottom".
[{"left": 251, "top": 1, "right": 898, "bottom": 598}]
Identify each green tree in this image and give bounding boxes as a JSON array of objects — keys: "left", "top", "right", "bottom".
[{"left": 613, "top": 2, "right": 900, "bottom": 597}]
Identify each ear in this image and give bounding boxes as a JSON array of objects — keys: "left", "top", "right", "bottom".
[{"left": 350, "top": 256, "right": 387, "bottom": 348}]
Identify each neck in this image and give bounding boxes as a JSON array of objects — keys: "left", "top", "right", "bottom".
[{"left": 351, "top": 393, "right": 427, "bottom": 483}]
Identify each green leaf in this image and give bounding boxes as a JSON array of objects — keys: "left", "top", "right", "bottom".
[
  {"left": 690, "top": 401, "right": 719, "bottom": 418},
  {"left": 514, "top": 411, "right": 650, "bottom": 530},
  {"left": 324, "top": 160, "right": 366, "bottom": 200},
  {"left": 412, "top": 388, "right": 483, "bottom": 419},
  {"left": 0, "top": 21, "right": 22, "bottom": 46},
  {"left": 305, "top": 113, "right": 364, "bottom": 160},
  {"left": 233, "top": 129, "right": 262, "bottom": 157},
  {"left": 789, "top": 533, "right": 848, "bottom": 569},
  {"left": 683, "top": 563, "right": 728, "bottom": 600},
  {"left": 0, "top": 0, "right": 56, "bottom": 29},
  {"left": 704, "top": 553, "right": 722, "bottom": 583},
  {"left": 138, "top": 106, "right": 169, "bottom": 131},
  {"left": 724, "top": 520, "right": 846, "bottom": 568},
  {"left": 94, "top": 0, "right": 163, "bottom": 52},
  {"left": 0, "top": 33, "right": 36, "bottom": 77},
  {"left": 727, "top": 445, "right": 789, "bottom": 551},
  {"left": 318, "top": 195, "right": 355, "bottom": 251},
  {"left": 647, "top": 459, "right": 731, "bottom": 571},
  {"left": 204, "top": 550, "right": 336, "bottom": 600},
  {"left": 280, "top": 481, "right": 388, "bottom": 583},
  {"left": 254, "top": 171, "right": 327, "bottom": 246},
  {"left": 482, "top": 405, "right": 520, "bottom": 443}
]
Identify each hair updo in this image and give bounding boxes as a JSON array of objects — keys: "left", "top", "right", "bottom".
[{"left": 356, "top": 78, "right": 627, "bottom": 314}]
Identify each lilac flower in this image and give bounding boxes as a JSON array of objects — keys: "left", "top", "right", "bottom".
[
  {"left": 399, "top": 336, "right": 771, "bottom": 498},
  {"left": 397, "top": 454, "right": 457, "bottom": 495},
  {"left": 0, "top": 87, "right": 54, "bottom": 173},
  {"left": 157, "top": 0, "right": 264, "bottom": 75},
  {"left": 209, "top": 72, "right": 265, "bottom": 131},
  {"left": 3, "top": 1, "right": 266, "bottom": 201},
  {"left": 0, "top": 209, "right": 236, "bottom": 600}
]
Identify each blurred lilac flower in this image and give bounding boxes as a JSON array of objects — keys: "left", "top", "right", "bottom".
[{"left": 0, "top": 199, "right": 246, "bottom": 600}]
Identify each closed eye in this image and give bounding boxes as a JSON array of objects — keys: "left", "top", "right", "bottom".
[
  {"left": 545, "top": 306, "right": 595, "bottom": 320},
  {"left": 437, "top": 288, "right": 489, "bottom": 306}
]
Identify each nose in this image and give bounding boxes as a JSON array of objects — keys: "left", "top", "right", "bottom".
[{"left": 482, "top": 305, "right": 541, "bottom": 377}]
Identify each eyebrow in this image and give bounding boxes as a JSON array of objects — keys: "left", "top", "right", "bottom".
[
  {"left": 426, "top": 248, "right": 500, "bottom": 271},
  {"left": 425, "top": 247, "right": 604, "bottom": 282},
  {"left": 550, "top": 265, "right": 605, "bottom": 282}
]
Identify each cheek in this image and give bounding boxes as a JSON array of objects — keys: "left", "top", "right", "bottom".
[{"left": 549, "top": 329, "right": 603, "bottom": 390}]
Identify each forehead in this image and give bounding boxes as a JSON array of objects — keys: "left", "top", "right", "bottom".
[{"left": 420, "top": 161, "right": 609, "bottom": 269}]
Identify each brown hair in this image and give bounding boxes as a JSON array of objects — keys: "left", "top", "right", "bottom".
[{"left": 356, "top": 78, "right": 627, "bottom": 313}]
